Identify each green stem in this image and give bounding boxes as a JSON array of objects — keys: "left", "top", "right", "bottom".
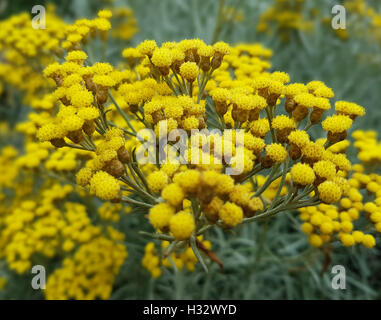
[
  {"left": 242, "top": 164, "right": 263, "bottom": 183},
  {"left": 108, "top": 92, "right": 137, "bottom": 134},
  {"left": 269, "top": 156, "right": 289, "bottom": 209},
  {"left": 190, "top": 235, "right": 208, "bottom": 273},
  {"left": 171, "top": 67, "right": 186, "bottom": 94},
  {"left": 108, "top": 121, "right": 136, "bottom": 137},
  {"left": 254, "top": 163, "right": 281, "bottom": 197},
  {"left": 65, "top": 143, "right": 91, "bottom": 151},
  {"left": 121, "top": 196, "right": 153, "bottom": 208},
  {"left": 120, "top": 176, "right": 158, "bottom": 204},
  {"left": 139, "top": 231, "right": 174, "bottom": 241},
  {"left": 265, "top": 106, "right": 277, "bottom": 143}
]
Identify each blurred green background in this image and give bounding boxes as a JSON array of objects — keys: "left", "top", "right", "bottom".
[{"left": 1, "top": 0, "right": 381, "bottom": 299}]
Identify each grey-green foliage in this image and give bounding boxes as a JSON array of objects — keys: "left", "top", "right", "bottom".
[{"left": 1, "top": 0, "right": 381, "bottom": 300}]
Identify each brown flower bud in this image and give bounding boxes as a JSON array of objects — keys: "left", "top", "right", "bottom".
[
  {"left": 215, "top": 101, "right": 228, "bottom": 116},
  {"left": 292, "top": 105, "right": 309, "bottom": 122},
  {"left": 276, "top": 128, "right": 293, "bottom": 144},
  {"left": 314, "top": 176, "right": 326, "bottom": 187},
  {"left": 232, "top": 173, "right": 245, "bottom": 183},
  {"left": 198, "top": 187, "right": 214, "bottom": 204},
  {"left": 50, "top": 138, "right": 66, "bottom": 148},
  {"left": 267, "top": 93, "right": 280, "bottom": 107},
  {"left": 192, "top": 48, "right": 200, "bottom": 64},
  {"left": 129, "top": 104, "right": 139, "bottom": 113},
  {"left": 53, "top": 74, "right": 63, "bottom": 86},
  {"left": 327, "top": 131, "right": 347, "bottom": 144},
  {"left": 261, "top": 155, "right": 274, "bottom": 168},
  {"left": 84, "top": 75, "right": 96, "bottom": 93},
  {"left": 249, "top": 109, "right": 260, "bottom": 121},
  {"left": 285, "top": 97, "right": 296, "bottom": 113},
  {"left": 172, "top": 61, "right": 182, "bottom": 74},
  {"left": 200, "top": 56, "right": 211, "bottom": 72},
  {"left": 67, "top": 130, "right": 83, "bottom": 144},
  {"left": 152, "top": 110, "right": 164, "bottom": 124},
  {"left": 289, "top": 143, "right": 301, "bottom": 160},
  {"left": 310, "top": 108, "right": 324, "bottom": 124},
  {"left": 211, "top": 55, "right": 223, "bottom": 70},
  {"left": 158, "top": 66, "right": 170, "bottom": 76},
  {"left": 117, "top": 147, "right": 131, "bottom": 163},
  {"left": 206, "top": 213, "right": 219, "bottom": 224},
  {"left": 110, "top": 194, "right": 122, "bottom": 203},
  {"left": 105, "top": 159, "right": 125, "bottom": 178},
  {"left": 198, "top": 116, "right": 206, "bottom": 129},
  {"left": 301, "top": 156, "right": 315, "bottom": 166},
  {"left": 96, "top": 86, "right": 108, "bottom": 105},
  {"left": 238, "top": 110, "right": 249, "bottom": 123},
  {"left": 243, "top": 207, "right": 255, "bottom": 218},
  {"left": 185, "top": 50, "right": 196, "bottom": 63},
  {"left": 82, "top": 120, "right": 95, "bottom": 136},
  {"left": 231, "top": 105, "right": 239, "bottom": 121},
  {"left": 60, "top": 96, "right": 71, "bottom": 106},
  {"left": 257, "top": 87, "right": 268, "bottom": 98}
]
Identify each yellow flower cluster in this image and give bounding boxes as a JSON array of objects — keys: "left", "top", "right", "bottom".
[
  {"left": 352, "top": 130, "right": 381, "bottom": 164},
  {"left": 61, "top": 9, "right": 114, "bottom": 49},
  {"left": 0, "top": 6, "right": 66, "bottom": 105},
  {"left": 34, "top": 28, "right": 377, "bottom": 276},
  {"left": 0, "top": 142, "right": 128, "bottom": 297},
  {"left": 111, "top": 7, "right": 139, "bottom": 41},
  {"left": 0, "top": 181, "right": 103, "bottom": 274},
  {"left": 98, "top": 202, "right": 123, "bottom": 222},
  {"left": 45, "top": 234, "right": 127, "bottom": 300},
  {"left": 142, "top": 237, "right": 212, "bottom": 278},
  {"left": 299, "top": 130, "right": 381, "bottom": 249},
  {"left": 148, "top": 168, "right": 266, "bottom": 240},
  {"left": 257, "top": 0, "right": 313, "bottom": 42}
]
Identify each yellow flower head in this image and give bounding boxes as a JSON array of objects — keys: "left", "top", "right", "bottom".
[
  {"left": 151, "top": 48, "right": 173, "bottom": 68},
  {"left": 149, "top": 203, "right": 175, "bottom": 231},
  {"left": 147, "top": 170, "right": 169, "bottom": 194},
  {"left": 169, "top": 211, "right": 195, "bottom": 240},
  {"left": 288, "top": 130, "right": 310, "bottom": 147},
  {"left": 161, "top": 183, "right": 185, "bottom": 207},
  {"left": 318, "top": 181, "right": 342, "bottom": 204},
  {"left": 313, "top": 160, "right": 336, "bottom": 179},
  {"left": 89, "top": 171, "right": 121, "bottom": 200},
  {"left": 291, "top": 163, "right": 316, "bottom": 185},
  {"left": 272, "top": 115, "right": 296, "bottom": 130},
  {"left": 335, "top": 101, "right": 365, "bottom": 118},
  {"left": 265, "top": 143, "right": 287, "bottom": 163},
  {"left": 180, "top": 62, "right": 198, "bottom": 82},
  {"left": 322, "top": 115, "right": 353, "bottom": 133},
  {"left": 219, "top": 202, "right": 243, "bottom": 227}
]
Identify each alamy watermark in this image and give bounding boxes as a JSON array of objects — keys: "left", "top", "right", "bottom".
[
  {"left": 31, "top": 5, "right": 46, "bottom": 29},
  {"left": 31, "top": 265, "right": 46, "bottom": 290},
  {"left": 331, "top": 265, "right": 346, "bottom": 290},
  {"left": 332, "top": 5, "right": 346, "bottom": 30}
]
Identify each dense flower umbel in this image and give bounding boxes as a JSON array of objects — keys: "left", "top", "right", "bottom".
[{"left": 34, "top": 32, "right": 377, "bottom": 274}]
